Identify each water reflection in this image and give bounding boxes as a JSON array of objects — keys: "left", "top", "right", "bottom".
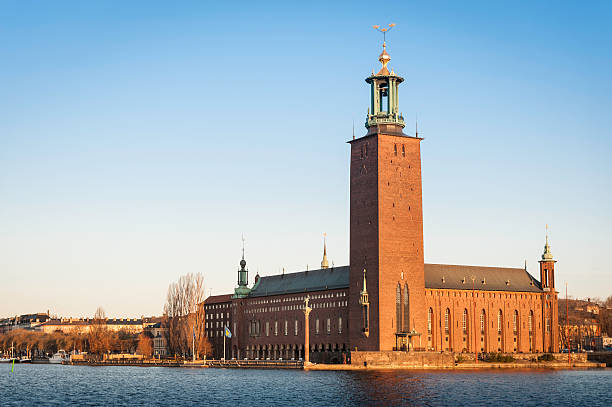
[{"left": 1, "top": 365, "right": 610, "bottom": 406}]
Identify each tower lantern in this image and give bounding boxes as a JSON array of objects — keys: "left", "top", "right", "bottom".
[{"left": 365, "top": 41, "right": 405, "bottom": 131}]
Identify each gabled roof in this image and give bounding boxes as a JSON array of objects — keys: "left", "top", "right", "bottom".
[
  {"left": 424, "top": 264, "right": 542, "bottom": 293},
  {"left": 203, "top": 294, "right": 233, "bottom": 304},
  {"left": 249, "top": 266, "right": 350, "bottom": 297}
]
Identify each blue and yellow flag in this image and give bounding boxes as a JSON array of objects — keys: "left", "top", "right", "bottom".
[{"left": 224, "top": 326, "right": 232, "bottom": 338}]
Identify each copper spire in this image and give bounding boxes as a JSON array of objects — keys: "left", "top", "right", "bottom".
[
  {"left": 321, "top": 233, "right": 329, "bottom": 269},
  {"left": 377, "top": 43, "right": 391, "bottom": 75}
]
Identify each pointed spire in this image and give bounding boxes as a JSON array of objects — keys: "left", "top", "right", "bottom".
[
  {"left": 321, "top": 233, "right": 329, "bottom": 269},
  {"left": 541, "top": 224, "right": 554, "bottom": 261}
]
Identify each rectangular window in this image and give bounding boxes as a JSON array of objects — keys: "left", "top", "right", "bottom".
[
  {"left": 294, "top": 320, "right": 298, "bottom": 336},
  {"left": 284, "top": 320, "right": 288, "bottom": 336},
  {"left": 316, "top": 318, "right": 319, "bottom": 334},
  {"left": 338, "top": 316, "right": 343, "bottom": 334},
  {"left": 274, "top": 321, "right": 278, "bottom": 336},
  {"left": 326, "top": 318, "right": 331, "bottom": 334},
  {"left": 546, "top": 318, "right": 550, "bottom": 332},
  {"left": 266, "top": 321, "right": 269, "bottom": 337}
]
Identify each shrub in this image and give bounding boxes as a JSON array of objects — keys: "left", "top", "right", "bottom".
[
  {"left": 537, "top": 353, "right": 555, "bottom": 362},
  {"left": 484, "top": 353, "right": 515, "bottom": 363}
]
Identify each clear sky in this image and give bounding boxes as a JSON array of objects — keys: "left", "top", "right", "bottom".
[{"left": 1, "top": 1, "right": 610, "bottom": 318}]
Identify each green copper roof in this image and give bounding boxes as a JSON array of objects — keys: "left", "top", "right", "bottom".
[{"left": 249, "top": 266, "right": 350, "bottom": 297}]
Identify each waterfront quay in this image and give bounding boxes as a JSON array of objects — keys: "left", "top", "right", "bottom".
[{"left": 64, "top": 351, "right": 606, "bottom": 370}]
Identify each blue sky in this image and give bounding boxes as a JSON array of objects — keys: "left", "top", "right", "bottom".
[{"left": 1, "top": 1, "right": 610, "bottom": 317}]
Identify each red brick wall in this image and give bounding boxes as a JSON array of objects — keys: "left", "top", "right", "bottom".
[
  {"left": 231, "top": 289, "right": 349, "bottom": 360},
  {"left": 348, "top": 130, "right": 426, "bottom": 351},
  {"left": 424, "top": 288, "right": 559, "bottom": 353}
]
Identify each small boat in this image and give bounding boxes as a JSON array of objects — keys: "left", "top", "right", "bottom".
[
  {"left": 19, "top": 357, "right": 32, "bottom": 363},
  {"left": 0, "top": 357, "right": 12, "bottom": 363},
  {"left": 49, "top": 350, "right": 69, "bottom": 364}
]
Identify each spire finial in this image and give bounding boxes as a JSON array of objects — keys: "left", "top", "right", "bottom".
[
  {"left": 239, "top": 234, "right": 247, "bottom": 271},
  {"left": 241, "top": 234, "right": 245, "bottom": 260},
  {"left": 373, "top": 24, "right": 395, "bottom": 75},
  {"left": 321, "top": 233, "right": 329, "bottom": 269},
  {"left": 541, "top": 224, "right": 554, "bottom": 261}
]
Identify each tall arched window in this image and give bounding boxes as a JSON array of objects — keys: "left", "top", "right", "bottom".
[
  {"left": 427, "top": 308, "right": 433, "bottom": 334},
  {"left": 402, "top": 145, "right": 405, "bottom": 157},
  {"left": 513, "top": 310, "right": 519, "bottom": 334},
  {"left": 528, "top": 311, "right": 533, "bottom": 333},
  {"left": 497, "top": 310, "right": 503, "bottom": 334},
  {"left": 444, "top": 308, "right": 450, "bottom": 333},
  {"left": 462, "top": 309, "right": 468, "bottom": 334},
  {"left": 394, "top": 144, "right": 397, "bottom": 156},
  {"left": 403, "top": 284, "right": 409, "bottom": 332},
  {"left": 480, "top": 310, "right": 486, "bottom": 333},
  {"left": 396, "top": 284, "right": 401, "bottom": 333}
]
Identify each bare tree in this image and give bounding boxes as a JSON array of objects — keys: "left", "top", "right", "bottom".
[
  {"left": 163, "top": 273, "right": 207, "bottom": 359},
  {"left": 88, "top": 306, "right": 111, "bottom": 359},
  {"left": 137, "top": 332, "right": 153, "bottom": 357}
]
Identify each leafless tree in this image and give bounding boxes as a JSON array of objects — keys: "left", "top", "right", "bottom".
[
  {"left": 163, "top": 273, "right": 207, "bottom": 359},
  {"left": 88, "top": 306, "right": 111, "bottom": 358},
  {"left": 137, "top": 332, "right": 153, "bottom": 357}
]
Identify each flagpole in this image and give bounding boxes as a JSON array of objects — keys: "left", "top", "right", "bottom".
[{"left": 223, "top": 329, "right": 226, "bottom": 361}]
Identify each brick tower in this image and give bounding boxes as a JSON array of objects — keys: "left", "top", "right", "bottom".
[
  {"left": 348, "top": 41, "right": 426, "bottom": 351},
  {"left": 539, "top": 226, "right": 558, "bottom": 352}
]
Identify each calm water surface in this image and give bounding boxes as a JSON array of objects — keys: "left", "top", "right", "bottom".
[{"left": 1, "top": 364, "right": 610, "bottom": 406}]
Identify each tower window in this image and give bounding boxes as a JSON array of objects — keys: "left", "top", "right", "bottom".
[
  {"left": 394, "top": 144, "right": 397, "bottom": 156},
  {"left": 402, "top": 145, "right": 405, "bottom": 157}
]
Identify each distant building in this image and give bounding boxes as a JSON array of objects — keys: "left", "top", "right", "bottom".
[
  {"left": 146, "top": 322, "right": 168, "bottom": 357},
  {"left": 0, "top": 313, "right": 51, "bottom": 333},
  {"left": 37, "top": 317, "right": 158, "bottom": 334}
]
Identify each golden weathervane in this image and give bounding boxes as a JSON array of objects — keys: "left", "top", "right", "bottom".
[{"left": 373, "top": 23, "right": 396, "bottom": 43}]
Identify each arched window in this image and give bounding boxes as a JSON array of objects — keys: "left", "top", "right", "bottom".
[
  {"left": 513, "top": 310, "right": 519, "bottom": 334},
  {"left": 394, "top": 144, "right": 398, "bottom": 156},
  {"left": 402, "top": 145, "right": 405, "bottom": 157},
  {"left": 396, "top": 284, "right": 401, "bottom": 333},
  {"left": 528, "top": 311, "right": 533, "bottom": 333},
  {"left": 338, "top": 316, "right": 342, "bottom": 334},
  {"left": 403, "top": 284, "right": 409, "bottom": 332},
  {"left": 480, "top": 310, "right": 486, "bottom": 333},
  {"left": 462, "top": 309, "right": 468, "bottom": 334},
  {"left": 444, "top": 308, "right": 450, "bottom": 333},
  {"left": 427, "top": 308, "right": 433, "bottom": 334},
  {"left": 497, "top": 310, "right": 503, "bottom": 334}
]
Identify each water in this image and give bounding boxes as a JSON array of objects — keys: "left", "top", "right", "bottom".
[{"left": 1, "top": 364, "right": 610, "bottom": 406}]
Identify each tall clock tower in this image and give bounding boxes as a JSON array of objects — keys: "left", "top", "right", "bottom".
[{"left": 348, "top": 42, "right": 426, "bottom": 351}]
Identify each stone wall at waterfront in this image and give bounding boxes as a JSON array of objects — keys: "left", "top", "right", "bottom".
[{"left": 351, "top": 351, "right": 455, "bottom": 368}]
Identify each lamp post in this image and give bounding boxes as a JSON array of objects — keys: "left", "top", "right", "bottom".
[
  {"left": 471, "top": 275, "right": 477, "bottom": 363},
  {"left": 303, "top": 295, "right": 312, "bottom": 364}
]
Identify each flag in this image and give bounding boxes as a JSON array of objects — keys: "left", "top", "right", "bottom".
[{"left": 224, "top": 326, "right": 232, "bottom": 338}]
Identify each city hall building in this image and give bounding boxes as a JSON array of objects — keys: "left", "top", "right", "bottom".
[{"left": 203, "top": 42, "right": 559, "bottom": 362}]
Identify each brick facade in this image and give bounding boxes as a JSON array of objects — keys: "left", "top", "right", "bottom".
[{"left": 203, "top": 46, "right": 559, "bottom": 361}]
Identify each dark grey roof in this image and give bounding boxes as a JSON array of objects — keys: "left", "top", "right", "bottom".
[
  {"left": 424, "top": 263, "right": 542, "bottom": 293},
  {"left": 246, "top": 263, "right": 543, "bottom": 297},
  {"left": 249, "top": 266, "right": 350, "bottom": 297}
]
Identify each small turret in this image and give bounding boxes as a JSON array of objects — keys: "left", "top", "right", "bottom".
[
  {"left": 233, "top": 236, "right": 251, "bottom": 299},
  {"left": 539, "top": 225, "right": 556, "bottom": 291}
]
